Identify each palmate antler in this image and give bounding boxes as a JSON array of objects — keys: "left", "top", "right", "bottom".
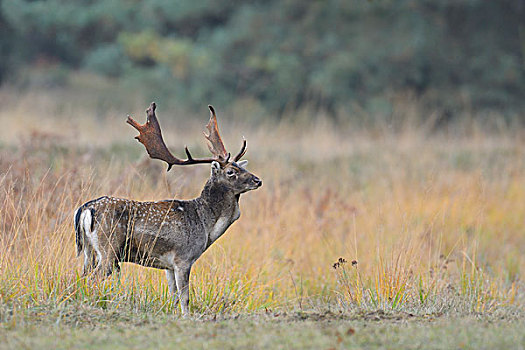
[
  {"left": 206, "top": 105, "right": 247, "bottom": 163},
  {"left": 126, "top": 102, "right": 246, "bottom": 171}
]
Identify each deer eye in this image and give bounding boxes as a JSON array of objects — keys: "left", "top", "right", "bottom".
[{"left": 226, "top": 169, "right": 236, "bottom": 177}]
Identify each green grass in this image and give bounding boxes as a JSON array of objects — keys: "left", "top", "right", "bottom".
[{"left": 1, "top": 311, "right": 524, "bottom": 350}]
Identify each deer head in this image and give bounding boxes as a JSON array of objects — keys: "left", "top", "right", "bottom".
[
  {"left": 126, "top": 102, "right": 261, "bottom": 194},
  {"left": 210, "top": 160, "right": 262, "bottom": 195}
]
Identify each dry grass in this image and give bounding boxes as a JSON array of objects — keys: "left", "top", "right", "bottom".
[{"left": 0, "top": 86, "right": 524, "bottom": 323}]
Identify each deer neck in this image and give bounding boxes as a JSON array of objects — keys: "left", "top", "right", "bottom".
[{"left": 198, "top": 179, "right": 240, "bottom": 246}]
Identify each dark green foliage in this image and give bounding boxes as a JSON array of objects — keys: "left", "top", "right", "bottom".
[
  {"left": 1, "top": 0, "right": 524, "bottom": 120},
  {"left": 84, "top": 44, "right": 129, "bottom": 77}
]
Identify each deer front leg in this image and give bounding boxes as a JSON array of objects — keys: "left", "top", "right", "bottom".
[
  {"left": 166, "top": 269, "right": 180, "bottom": 306},
  {"left": 166, "top": 269, "right": 176, "bottom": 295},
  {"left": 174, "top": 264, "right": 192, "bottom": 317}
]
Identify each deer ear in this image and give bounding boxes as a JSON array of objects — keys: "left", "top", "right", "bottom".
[
  {"left": 237, "top": 160, "right": 248, "bottom": 169},
  {"left": 211, "top": 161, "right": 221, "bottom": 175}
]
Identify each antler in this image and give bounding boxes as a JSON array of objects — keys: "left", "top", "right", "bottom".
[
  {"left": 204, "top": 105, "right": 229, "bottom": 163},
  {"left": 126, "top": 102, "right": 248, "bottom": 171},
  {"left": 234, "top": 137, "right": 247, "bottom": 162},
  {"left": 205, "top": 105, "right": 247, "bottom": 163},
  {"left": 127, "top": 102, "right": 217, "bottom": 171}
]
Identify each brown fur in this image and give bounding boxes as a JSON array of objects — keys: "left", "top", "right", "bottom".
[{"left": 74, "top": 161, "right": 261, "bottom": 316}]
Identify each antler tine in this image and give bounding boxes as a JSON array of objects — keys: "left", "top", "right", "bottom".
[
  {"left": 204, "top": 105, "right": 229, "bottom": 162},
  {"left": 127, "top": 102, "right": 217, "bottom": 171},
  {"left": 233, "top": 137, "right": 247, "bottom": 162}
]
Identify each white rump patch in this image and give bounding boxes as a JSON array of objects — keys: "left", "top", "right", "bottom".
[{"left": 81, "top": 209, "right": 102, "bottom": 265}]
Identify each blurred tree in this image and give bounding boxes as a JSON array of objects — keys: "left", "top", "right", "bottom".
[
  {"left": 0, "top": 7, "right": 15, "bottom": 82},
  {"left": 0, "top": 0, "right": 523, "bottom": 120}
]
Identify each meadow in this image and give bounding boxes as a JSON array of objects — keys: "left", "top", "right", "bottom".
[{"left": 0, "top": 83, "right": 524, "bottom": 348}]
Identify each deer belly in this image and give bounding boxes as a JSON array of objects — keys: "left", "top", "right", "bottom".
[
  {"left": 120, "top": 232, "right": 176, "bottom": 269},
  {"left": 120, "top": 246, "right": 174, "bottom": 269}
]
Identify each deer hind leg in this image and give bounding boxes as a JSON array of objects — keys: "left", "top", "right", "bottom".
[
  {"left": 93, "top": 254, "right": 117, "bottom": 277},
  {"left": 82, "top": 243, "right": 97, "bottom": 276},
  {"left": 92, "top": 235, "right": 122, "bottom": 278},
  {"left": 88, "top": 239, "right": 118, "bottom": 278},
  {"left": 80, "top": 210, "right": 103, "bottom": 276},
  {"left": 80, "top": 213, "right": 112, "bottom": 278}
]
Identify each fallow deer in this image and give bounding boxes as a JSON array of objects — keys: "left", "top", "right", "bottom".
[{"left": 74, "top": 102, "right": 262, "bottom": 316}]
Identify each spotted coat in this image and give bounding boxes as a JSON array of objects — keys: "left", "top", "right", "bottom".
[{"left": 74, "top": 161, "right": 261, "bottom": 316}]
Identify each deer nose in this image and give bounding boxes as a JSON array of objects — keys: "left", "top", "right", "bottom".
[{"left": 252, "top": 177, "right": 262, "bottom": 187}]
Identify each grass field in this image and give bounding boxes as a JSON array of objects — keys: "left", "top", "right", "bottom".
[
  {"left": 0, "top": 84, "right": 524, "bottom": 348},
  {"left": 2, "top": 313, "right": 524, "bottom": 349}
]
